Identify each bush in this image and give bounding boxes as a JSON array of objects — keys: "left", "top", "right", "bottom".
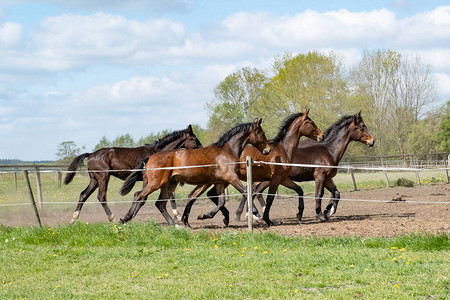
[{"left": 395, "top": 178, "right": 415, "bottom": 187}]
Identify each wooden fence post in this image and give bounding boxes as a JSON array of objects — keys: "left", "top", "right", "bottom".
[
  {"left": 23, "top": 170, "right": 42, "bottom": 228},
  {"left": 246, "top": 156, "right": 253, "bottom": 232},
  {"left": 34, "top": 166, "right": 43, "bottom": 209},
  {"left": 350, "top": 167, "right": 358, "bottom": 191},
  {"left": 14, "top": 172, "right": 17, "bottom": 190},
  {"left": 57, "top": 168, "right": 62, "bottom": 189}
]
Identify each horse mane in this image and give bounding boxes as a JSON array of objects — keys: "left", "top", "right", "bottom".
[
  {"left": 322, "top": 115, "right": 354, "bottom": 143},
  {"left": 270, "top": 112, "right": 305, "bottom": 144},
  {"left": 150, "top": 128, "right": 189, "bottom": 150},
  {"left": 212, "top": 122, "right": 253, "bottom": 147}
]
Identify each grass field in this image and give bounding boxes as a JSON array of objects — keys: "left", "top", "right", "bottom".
[{"left": 0, "top": 222, "right": 449, "bottom": 299}]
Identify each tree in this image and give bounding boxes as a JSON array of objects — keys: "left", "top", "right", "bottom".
[
  {"left": 439, "top": 101, "right": 450, "bottom": 152},
  {"left": 112, "top": 134, "right": 135, "bottom": 147},
  {"left": 205, "top": 67, "right": 267, "bottom": 142},
  {"left": 56, "top": 141, "right": 85, "bottom": 164},
  {"left": 350, "top": 50, "right": 439, "bottom": 155},
  {"left": 407, "top": 108, "right": 442, "bottom": 154},
  {"left": 250, "top": 51, "right": 349, "bottom": 138},
  {"left": 93, "top": 136, "right": 112, "bottom": 151}
]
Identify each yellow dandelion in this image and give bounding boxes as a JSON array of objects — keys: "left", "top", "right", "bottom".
[
  {"left": 214, "top": 245, "right": 219, "bottom": 249},
  {"left": 53, "top": 254, "right": 57, "bottom": 257},
  {"left": 263, "top": 251, "right": 268, "bottom": 254},
  {"left": 254, "top": 246, "right": 258, "bottom": 250},
  {"left": 294, "top": 289, "right": 299, "bottom": 293},
  {"left": 329, "top": 270, "right": 333, "bottom": 272},
  {"left": 394, "top": 284, "right": 400, "bottom": 289},
  {"left": 349, "top": 264, "right": 354, "bottom": 268},
  {"left": 232, "top": 242, "right": 236, "bottom": 246},
  {"left": 212, "top": 238, "right": 218, "bottom": 242},
  {"left": 157, "top": 276, "right": 162, "bottom": 279},
  {"left": 399, "top": 248, "right": 405, "bottom": 252},
  {"left": 240, "top": 254, "right": 244, "bottom": 257},
  {"left": 405, "top": 262, "right": 410, "bottom": 265},
  {"left": 392, "top": 257, "right": 397, "bottom": 262},
  {"left": 365, "top": 268, "right": 369, "bottom": 271},
  {"left": 283, "top": 249, "right": 287, "bottom": 252},
  {"left": 229, "top": 284, "right": 233, "bottom": 287},
  {"left": 229, "top": 269, "right": 233, "bottom": 273},
  {"left": 399, "top": 255, "right": 402, "bottom": 258},
  {"left": 10, "top": 250, "right": 14, "bottom": 254},
  {"left": 390, "top": 247, "right": 397, "bottom": 250},
  {"left": 164, "top": 273, "right": 169, "bottom": 277},
  {"left": 185, "top": 248, "right": 189, "bottom": 251},
  {"left": 56, "top": 285, "right": 60, "bottom": 288}
]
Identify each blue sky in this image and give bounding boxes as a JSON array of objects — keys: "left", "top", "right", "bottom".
[{"left": 1, "top": 0, "right": 449, "bottom": 160}]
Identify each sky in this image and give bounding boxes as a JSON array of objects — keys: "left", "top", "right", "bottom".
[{"left": 1, "top": 0, "right": 449, "bottom": 161}]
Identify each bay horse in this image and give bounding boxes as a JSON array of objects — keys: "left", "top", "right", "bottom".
[
  {"left": 247, "top": 111, "right": 375, "bottom": 222},
  {"left": 64, "top": 125, "right": 202, "bottom": 223},
  {"left": 185, "top": 110, "right": 324, "bottom": 227},
  {"left": 120, "top": 118, "right": 271, "bottom": 226}
]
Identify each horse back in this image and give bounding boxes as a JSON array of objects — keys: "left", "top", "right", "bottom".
[{"left": 239, "top": 144, "right": 289, "bottom": 181}]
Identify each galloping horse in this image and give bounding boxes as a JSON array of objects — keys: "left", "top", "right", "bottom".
[
  {"left": 120, "top": 119, "right": 271, "bottom": 226},
  {"left": 188, "top": 110, "right": 324, "bottom": 226},
  {"left": 247, "top": 111, "right": 374, "bottom": 221},
  {"left": 64, "top": 125, "right": 202, "bottom": 223}
]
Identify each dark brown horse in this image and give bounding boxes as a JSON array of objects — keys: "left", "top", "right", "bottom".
[
  {"left": 248, "top": 111, "right": 375, "bottom": 221},
  {"left": 120, "top": 119, "right": 271, "bottom": 226},
  {"left": 188, "top": 110, "right": 324, "bottom": 226},
  {"left": 64, "top": 125, "right": 202, "bottom": 223}
]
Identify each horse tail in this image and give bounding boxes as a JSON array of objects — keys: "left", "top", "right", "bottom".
[
  {"left": 64, "top": 153, "right": 91, "bottom": 185},
  {"left": 119, "top": 160, "right": 147, "bottom": 196}
]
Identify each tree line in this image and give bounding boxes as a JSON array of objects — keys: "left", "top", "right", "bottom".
[{"left": 56, "top": 49, "right": 450, "bottom": 163}]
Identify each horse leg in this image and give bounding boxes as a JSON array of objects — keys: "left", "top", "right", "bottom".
[
  {"left": 154, "top": 183, "right": 177, "bottom": 226},
  {"left": 262, "top": 182, "right": 280, "bottom": 226},
  {"left": 70, "top": 176, "right": 98, "bottom": 224},
  {"left": 96, "top": 175, "right": 115, "bottom": 222},
  {"left": 280, "top": 178, "right": 305, "bottom": 221},
  {"left": 198, "top": 184, "right": 228, "bottom": 225},
  {"left": 323, "top": 179, "right": 340, "bottom": 219},
  {"left": 235, "top": 181, "right": 267, "bottom": 221},
  {"left": 169, "top": 196, "right": 181, "bottom": 221},
  {"left": 181, "top": 184, "right": 210, "bottom": 228},
  {"left": 121, "top": 184, "right": 156, "bottom": 223},
  {"left": 205, "top": 185, "right": 230, "bottom": 226},
  {"left": 314, "top": 176, "right": 326, "bottom": 221}
]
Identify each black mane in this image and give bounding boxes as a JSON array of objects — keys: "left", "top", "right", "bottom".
[
  {"left": 270, "top": 112, "right": 305, "bottom": 144},
  {"left": 212, "top": 122, "right": 253, "bottom": 147},
  {"left": 150, "top": 128, "right": 189, "bottom": 150},
  {"left": 322, "top": 115, "right": 354, "bottom": 143}
]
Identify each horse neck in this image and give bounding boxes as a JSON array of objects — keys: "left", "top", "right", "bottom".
[
  {"left": 325, "top": 126, "right": 353, "bottom": 164},
  {"left": 225, "top": 131, "right": 250, "bottom": 158},
  {"left": 279, "top": 120, "right": 303, "bottom": 161},
  {"left": 157, "top": 138, "right": 184, "bottom": 151}
]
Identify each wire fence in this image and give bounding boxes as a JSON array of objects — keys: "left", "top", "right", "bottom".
[{"left": 1, "top": 158, "right": 449, "bottom": 228}]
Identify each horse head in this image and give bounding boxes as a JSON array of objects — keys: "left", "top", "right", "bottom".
[
  {"left": 180, "top": 124, "right": 203, "bottom": 149},
  {"left": 350, "top": 111, "right": 375, "bottom": 147},
  {"left": 298, "top": 109, "right": 324, "bottom": 142},
  {"left": 249, "top": 118, "right": 271, "bottom": 155}
]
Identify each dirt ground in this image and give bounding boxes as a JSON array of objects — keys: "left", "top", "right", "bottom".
[{"left": 2, "top": 184, "right": 449, "bottom": 237}]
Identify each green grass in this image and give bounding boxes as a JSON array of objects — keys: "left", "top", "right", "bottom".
[{"left": 0, "top": 222, "right": 449, "bottom": 299}]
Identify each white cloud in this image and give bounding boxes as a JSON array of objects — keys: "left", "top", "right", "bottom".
[
  {"left": 435, "top": 73, "right": 450, "bottom": 97},
  {"left": 0, "top": 22, "right": 22, "bottom": 47}
]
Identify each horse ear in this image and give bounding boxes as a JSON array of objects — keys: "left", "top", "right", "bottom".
[
  {"left": 257, "top": 118, "right": 262, "bottom": 127},
  {"left": 304, "top": 109, "right": 310, "bottom": 116},
  {"left": 187, "top": 124, "right": 193, "bottom": 134}
]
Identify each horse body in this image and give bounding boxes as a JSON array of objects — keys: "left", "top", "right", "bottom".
[
  {"left": 64, "top": 125, "right": 202, "bottom": 223},
  {"left": 120, "top": 119, "right": 271, "bottom": 227},
  {"left": 253, "top": 111, "right": 375, "bottom": 221}
]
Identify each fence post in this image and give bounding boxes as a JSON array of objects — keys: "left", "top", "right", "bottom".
[
  {"left": 23, "top": 170, "right": 42, "bottom": 228},
  {"left": 415, "top": 171, "right": 421, "bottom": 185},
  {"left": 350, "top": 167, "right": 358, "bottom": 191},
  {"left": 246, "top": 156, "right": 253, "bottom": 232},
  {"left": 383, "top": 169, "right": 390, "bottom": 187},
  {"left": 14, "top": 172, "right": 17, "bottom": 190},
  {"left": 34, "top": 166, "right": 43, "bottom": 209},
  {"left": 57, "top": 168, "right": 62, "bottom": 189}
]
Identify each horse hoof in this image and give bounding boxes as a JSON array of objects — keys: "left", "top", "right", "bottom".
[
  {"left": 223, "top": 217, "right": 229, "bottom": 227},
  {"left": 296, "top": 213, "right": 303, "bottom": 221},
  {"left": 69, "top": 219, "right": 76, "bottom": 225},
  {"left": 197, "top": 214, "right": 204, "bottom": 220},
  {"left": 175, "top": 224, "right": 182, "bottom": 229},
  {"left": 120, "top": 218, "right": 126, "bottom": 224},
  {"left": 108, "top": 215, "right": 115, "bottom": 222},
  {"left": 315, "top": 213, "right": 327, "bottom": 222}
]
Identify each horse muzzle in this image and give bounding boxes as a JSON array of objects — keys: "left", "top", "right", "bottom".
[
  {"left": 262, "top": 147, "right": 271, "bottom": 155},
  {"left": 316, "top": 134, "right": 324, "bottom": 142}
]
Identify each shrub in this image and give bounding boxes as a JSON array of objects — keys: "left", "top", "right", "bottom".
[{"left": 395, "top": 178, "right": 414, "bottom": 187}]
